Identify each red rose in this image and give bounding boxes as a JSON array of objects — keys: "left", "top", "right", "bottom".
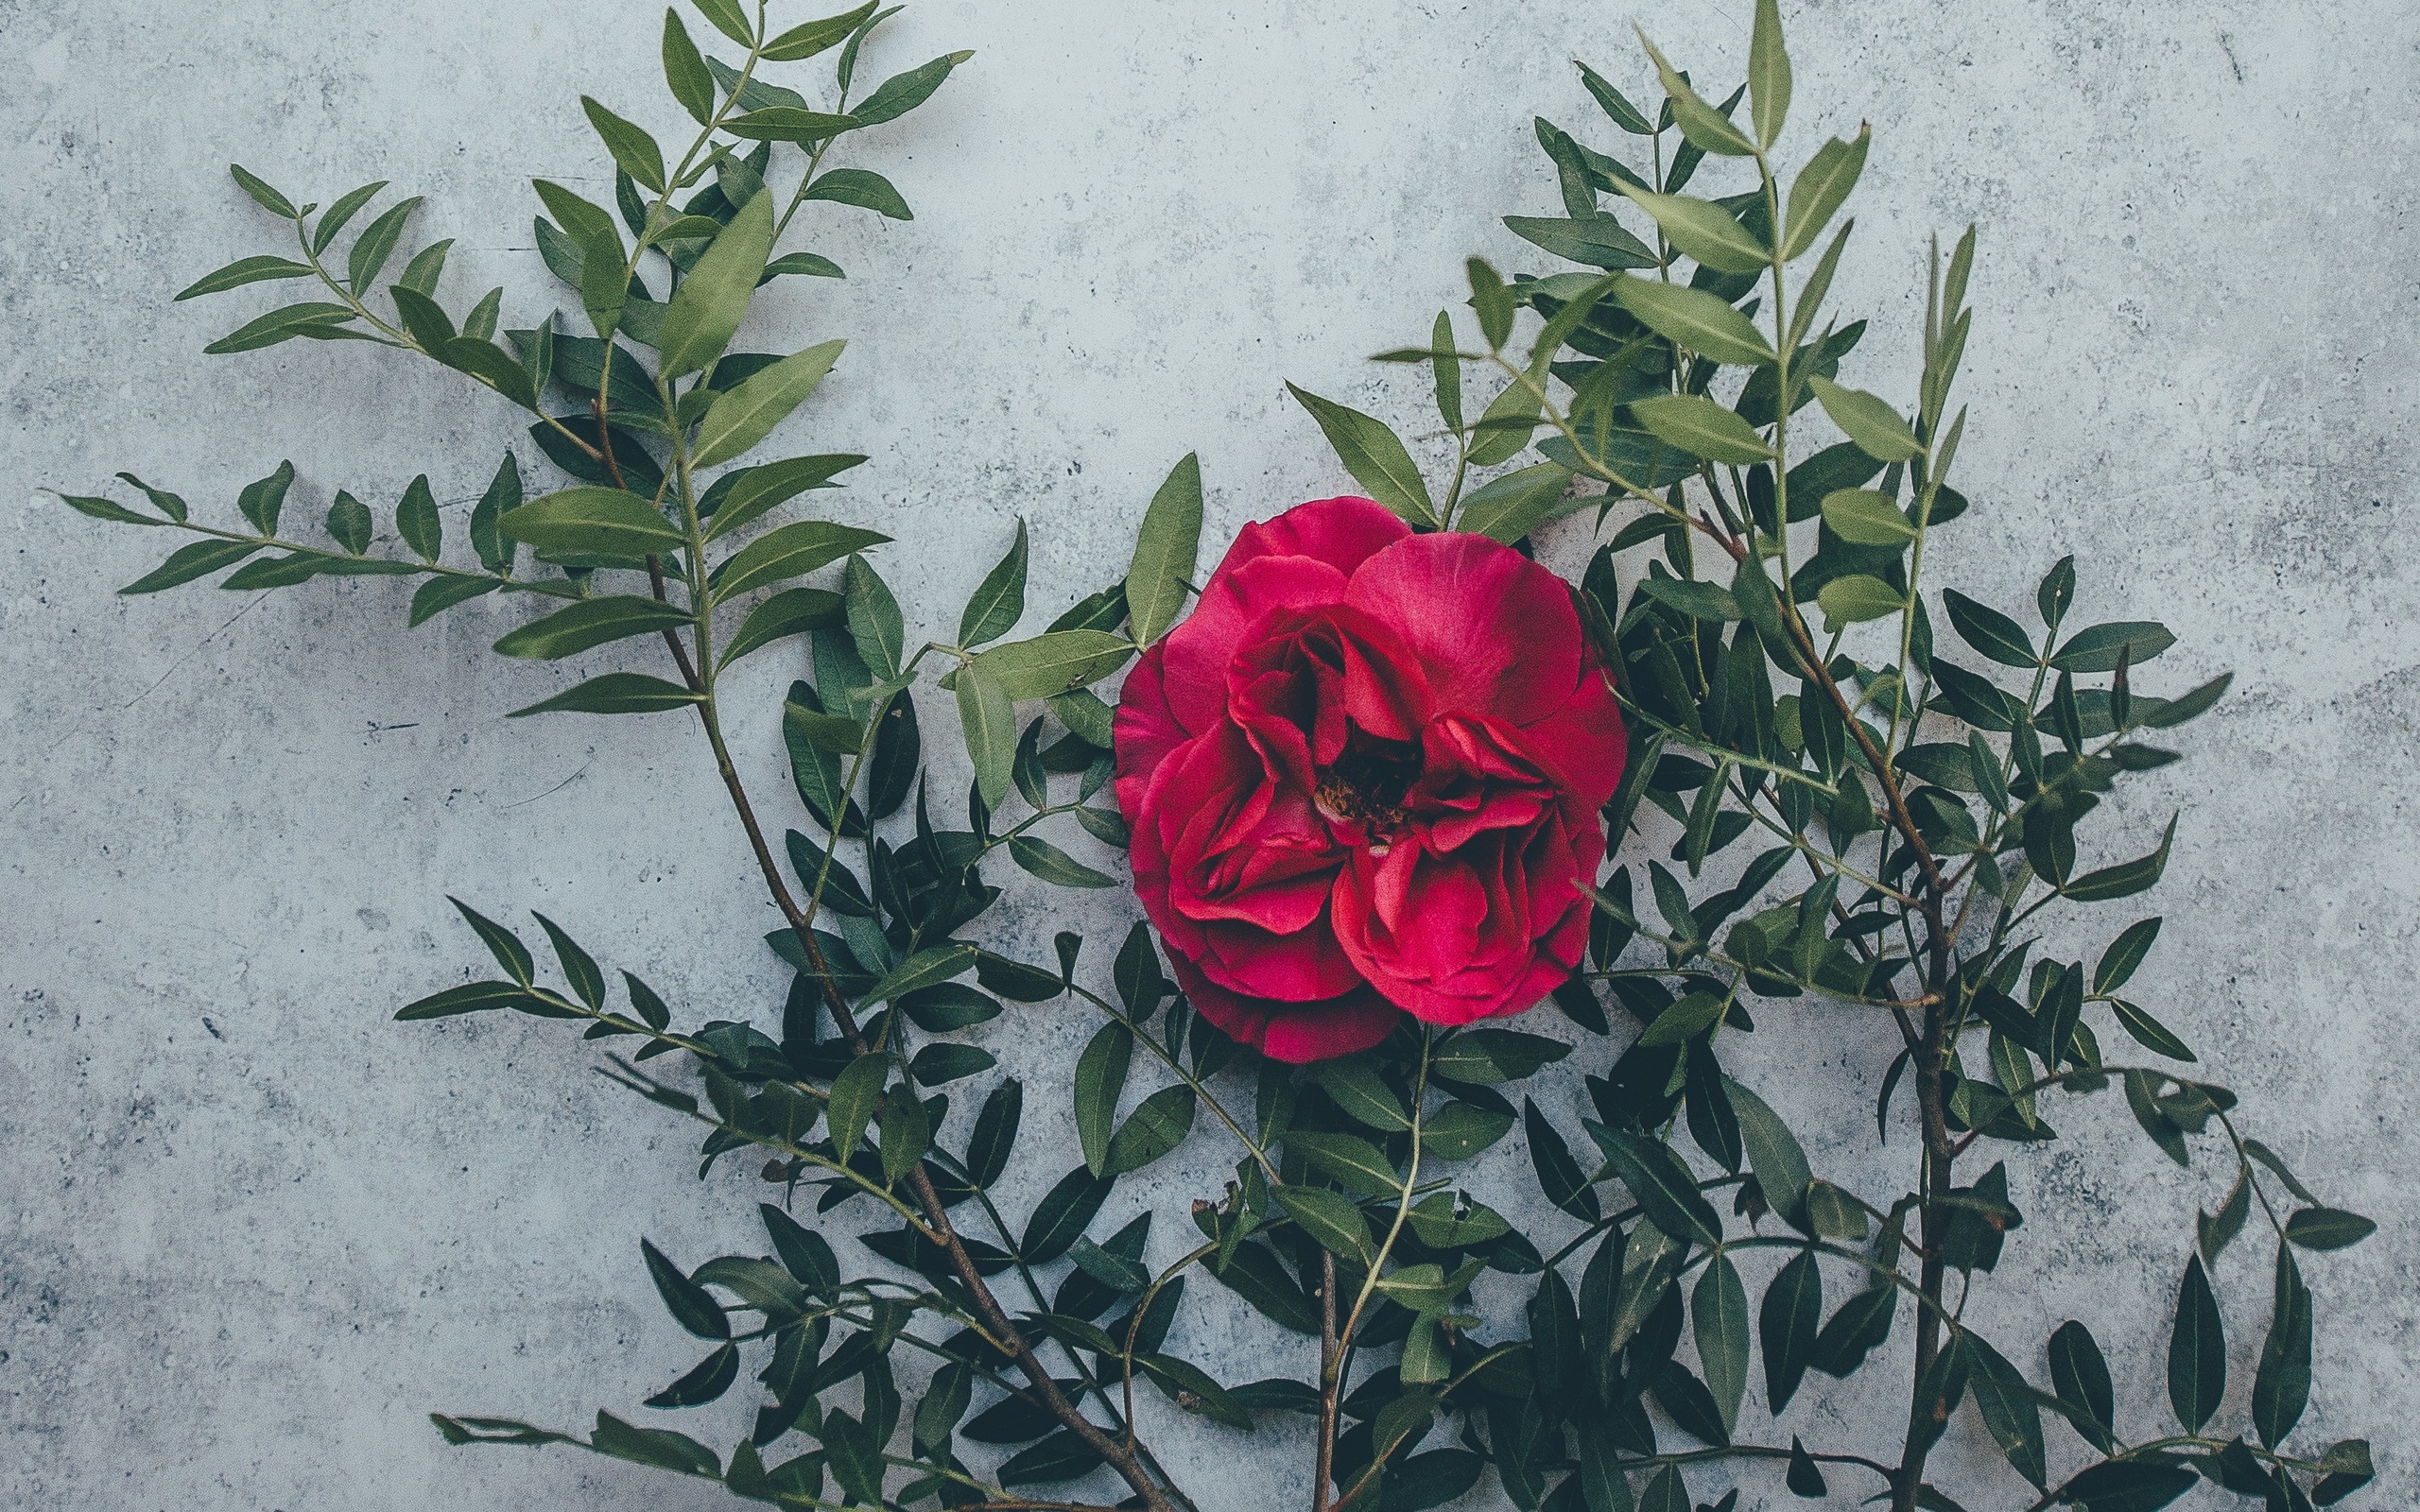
[{"left": 1115, "top": 496, "right": 1627, "bottom": 1062}]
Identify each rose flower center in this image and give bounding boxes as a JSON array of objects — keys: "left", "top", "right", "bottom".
[{"left": 1312, "top": 731, "right": 1422, "bottom": 854}]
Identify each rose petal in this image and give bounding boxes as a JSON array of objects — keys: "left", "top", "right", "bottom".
[
  {"left": 1344, "top": 532, "right": 1581, "bottom": 724},
  {"left": 1172, "top": 954, "right": 1402, "bottom": 1064}
]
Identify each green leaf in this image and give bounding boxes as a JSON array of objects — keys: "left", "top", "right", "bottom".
[
  {"left": 1126, "top": 454, "right": 1203, "bottom": 645},
  {"left": 1781, "top": 129, "right": 1870, "bottom": 259},
  {"left": 1106, "top": 1084, "right": 1196, "bottom": 1175},
  {"left": 657, "top": 188, "right": 775, "bottom": 376},
  {"left": 2285, "top": 1208, "right": 2377, "bottom": 1250},
  {"left": 713, "top": 520, "right": 890, "bottom": 598},
  {"left": 1748, "top": 0, "right": 1791, "bottom": 146},
  {"left": 723, "top": 105, "right": 863, "bottom": 143},
  {"left": 647, "top": 1340, "right": 738, "bottom": 1409},
  {"left": 1725, "top": 1078, "right": 1812, "bottom": 1230},
  {"left": 493, "top": 595, "right": 691, "bottom": 660},
  {"left": 1639, "top": 37, "right": 1756, "bottom": 157},
  {"left": 642, "top": 1239, "right": 730, "bottom": 1339},
  {"left": 1817, "top": 574, "right": 1904, "bottom": 631},
  {"left": 1632, "top": 394, "right": 1771, "bottom": 465},
  {"left": 1614, "top": 186, "right": 1770, "bottom": 274},
  {"left": 804, "top": 166, "right": 914, "bottom": 220},
  {"left": 1613, "top": 277, "right": 1775, "bottom": 367},
  {"left": 348, "top": 196, "right": 424, "bottom": 292},
  {"left": 1420, "top": 1103, "right": 1514, "bottom": 1161},
  {"left": 1502, "top": 215, "right": 1657, "bottom": 270},
  {"left": 1821, "top": 488, "right": 1916, "bottom": 545},
  {"left": 688, "top": 0, "right": 754, "bottom": 45},
  {"left": 387, "top": 474, "right": 437, "bottom": 561},
  {"left": 2048, "top": 1320, "right": 2115, "bottom": 1452},
  {"left": 842, "top": 554, "right": 904, "bottom": 679},
  {"left": 508, "top": 672, "right": 700, "bottom": 717},
  {"left": 1637, "top": 1464, "right": 1687, "bottom": 1512},
  {"left": 1638, "top": 576, "right": 1740, "bottom": 622},
  {"left": 960, "top": 519, "right": 1030, "bottom": 647},
  {"left": 2064, "top": 816, "right": 2177, "bottom": 902},
  {"left": 1433, "top": 1028, "right": 1569, "bottom": 1084},
  {"left": 957, "top": 660, "right": 1016, "bottom": 810},
  {"left": 864, "top": 945, "right": 977, "bottom": 1005},
  {"left": 394, "top": 980, "right": 544, "bottom": 1020},
  {"left": 1807, "top": 374, "right": 1922, "bottom": 461},
  {"left": 581, "top": 96, "right": 666, "bottom": 193},
  {"left": 1074, "top": 1022, "right": 1132, "bottom": 1177},
  {"left": 2167, "top": 1253, "right": 2224, "bottom": 1433},
  {"left": 690, "top": 338, "right": 845, "bottom": 467},
  {"left": 972, "top": 629, "right": 1133, "bottom": 701},
  {"left": 1693, "top": 1255, "right": 1750, "bottom": 1433},
  {"left": 1312, "top": 1061, "right": 1411, "bottom": 1130},
  {"left": 702, "top": 453, "right": 866, "bottom": 541},
  {"left": 825, "top": 1052, "right": 886, "bottom": 1160},
  {"left": 853, "top": 50, "right": 969, "bottom": 125},
  {"left": 720, "top": 586, "right": 844, "bottom": 668},
  {"left": 1021, "top": 1167, "right": 1113, "bottom": 1263},
  {"left": 175, "top": 254, "right": 315, "bottom": 301},
  {"left": 661, "top": 9, "right": 717, "bottom": 123},
  {"left": 2254, "top": 1244, "right": 2313, "bottom": 1447},
  {"left": 2094, "top": 918, "right": 2162, "bottom": 993},
  {"left": 1456, "top": 463, "right": 1574, "bottom": 544},
  {"left": 1285, "top": 383, "right": 1436, "bottom": 526},
  {"left": 500, "top": 487, "right": 682, "bottom": 558},
  {"left": 1589, "top": 1123, "right": 1721, "bottom": 1247},
  {"left": 229, "top": 163, "right": 298, "bottom": 217},
  {"left": 2141, "top": 672, "right": 2231, "bottom": 729},
  {"left": 1009, "top": 835, "right": 1117, "bottom": 888},
  {"left": 204, "top": 301, "right": 358, "bottom": 354},
  {"left": 120, "top": 540, "right": 261, "bottom": 593},
  {"left": 321, "top": 491, "right": 372, "bottom": 554},
  {"left": 763, "top": 1, "right": 875, "bottom": 59},
  {"left": 1760, "top": 1249, "right": 1822, "bottom": 1413},
  {"left": 2109, "top": 999, "right": 2195, "bottom": 1061},
  {"left": 1942, "top": 590, "right": 2036, "bottom": 667},
  {"left": 1273, "top": 1185, "right": 1374, "bottom": 1265},
  {"left": 1288, "top": 1131, "right": 1398, "bottom": 1194},
  {"left": 2060, "top": 1462, "right": 2196, "bottom": 1512},
  {"left": 2050, "top": 620, "right": 2176, "bottom": 674},
  {"left": 408, "top": 576, "right": 498, "bottom": 627}
]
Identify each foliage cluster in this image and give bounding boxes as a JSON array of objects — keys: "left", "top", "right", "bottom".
[{"left": 59, "top": 4, "right": 2376, "bottom": 1512}]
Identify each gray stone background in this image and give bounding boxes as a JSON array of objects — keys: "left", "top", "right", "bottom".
[{"left": 4, "top": 1, "right": 2415, "bottom": 1508}]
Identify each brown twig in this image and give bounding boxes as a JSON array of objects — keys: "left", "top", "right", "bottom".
[{"left": 1313, "top": 1249, "right": 1340, "bottom": 1512}]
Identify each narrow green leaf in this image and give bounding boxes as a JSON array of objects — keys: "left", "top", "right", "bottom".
[
  {"left": 229, "top": 163, "right": 298, "bottom": 218},
  {"left": 1589, "top": 1123, "right": 1720, "bottom": 1247},
  {"left": 175, "top": 255, "right": 315, "bottom": 301},
  {"left": 119, "top": 540, "right": 260, "bottom": 593},
  {"left": 960, "top": 519, "right": 1030, "bottom": 647},
  {"left": 1817, "top": 574, "right": 1904, "bottom": 631},
  {"left": 804, "top": 166, "right": 912, "bottom": 219},
  {"left": 2254, "top": 1245, "right": 2313, "bottom": 1447},
  {"left": 657, "top": 189, "right": 775, "bottom": 376},
  {"left": 2048, "top": 1320, "right": 2115, "bottom": 1452},
  {"left": 720, "top": 586, "right": 843, "bottom": 668},
  {"left": 1614, "top": 186, "right": 1770, "bottom": 274},
  {"left": 1748, "top": 0, "right": 1791, "bottom": 146},
  {"left": 581, "top": 96, "right": 666, "bottom": 193},
  {"left": 723, "top": 106, "right": 863, "bottom": 143},
  {"left": 661, "top": 9, "right": 716, "bottom": 122},
  {"left": 1807, "top": 374, "right": 1922, "bottom": 461},
  {"left": 2284, "top": 1208, "right": 2377, "bottom": 1251},
  {"left": 1126, "top": 454, "right": 1203, "bottom": 645},
  {"left": 713, "top": 520, "right": 890, "bottom": 599},
  {"left": 1693, "top": 1255, "right": 1749, "bottom": 1433},
  {"left": 642, "top": 1239, "right": 730, "bottom": 1340},
  {"left": 1456, "top": 462, "right": 1574, "bottom": 544},
  {"left": 2064, "top": 816, "right": 2177, "bottom": 902},
  {"left": 828, "top": 1053, "right": 887, "bottom": 1159},
  {"left": 1613, "top": 277, "right": 1775, "bottom": 367},
  {"left": 493, "top": 595, "right": 692, "bottom": 660},
  {"left": 1285, "top": 383, "right": 1436, "bottom": 526},
  {"left": 1074, "top": 1022, "right": 1132, "bottom": 1177},
  {"left": 204, "top": 302, "right": 358, "bottom": 354},
  {"left": 957, "top": 659, "right": 1015, "bottom": 810},
  {"left": 1760, "top": 1249, "right": 1822, "bottom": 1412},
  {"left": 1821, "top": 488, "right": 1916, "bottom": 544},
  {"left": 1273, "top": 1185, "right": 1374, "bottom": 1265},
  {"left": 507, "top": 672, "right": 700, "bottom": 717},
  {"left": 763, "top": 1, "right": 877, "bottom": 60},
  {"left": 1632, "top": 394, "right": 1771, "bottom": 465},
  {"left": 1009, "top": 835, "right": 1117, "bottom": 888},
  {"left": 1724, "top": 1078, "right": 1812, "bottom": 1230},
  {"left": 971, "top": 629, "right": 1132, "bottom": 701},
  {"left": 500, "top": 487, "right": 681, "bottom": 558},
  {"left": 1782, "top": 130, "right": 1870, "bottom": 259},
  {"left": 690, "top": 338, "right": 845, "bottom": 467},
  {"left": 1106, "top": 1085, "right": 1196, "bottom": 1175},
  {"left": 2166, "top": 1253, "right": 2224, "bottom": 1433}
]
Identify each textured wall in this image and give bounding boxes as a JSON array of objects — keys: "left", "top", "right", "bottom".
[{"left": 3, "top": 1, "right": 2415, "bottom": 1508}]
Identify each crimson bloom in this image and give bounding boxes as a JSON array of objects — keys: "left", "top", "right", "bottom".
[{"left": 1114, "top": 496, "right": 1626, "bottom": 1062}]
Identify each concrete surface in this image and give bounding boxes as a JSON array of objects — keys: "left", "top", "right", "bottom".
[{"left": 4, "top": 2, "right": 2415, "bottom": 1508}]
